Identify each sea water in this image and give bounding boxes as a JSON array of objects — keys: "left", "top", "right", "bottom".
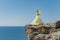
[{"left": 0, "top": 26, "right": 27, "bottom": 40}]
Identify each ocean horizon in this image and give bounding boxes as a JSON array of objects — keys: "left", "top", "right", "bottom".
[{"left": 0, "top": 26, "right": 27, "bottom": 40}]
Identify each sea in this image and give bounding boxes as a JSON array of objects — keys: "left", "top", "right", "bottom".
[{"left": 0, "top": 26, "right": 27, "bottom": 40}]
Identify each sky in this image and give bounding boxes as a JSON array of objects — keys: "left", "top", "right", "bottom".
[{"left": 0, "top": 0, "right": 60, "bottom": 26}]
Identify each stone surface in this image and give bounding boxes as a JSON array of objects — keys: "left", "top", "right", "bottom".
[
  {"left": 25, "top": 21, "right": 60, "bottom": 40},
  {"left": 56, "top": 21, "right": 60, "bottom": 27}
]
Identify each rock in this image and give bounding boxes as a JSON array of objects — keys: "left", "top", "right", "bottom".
[
  {"left": 25, "top": 25, "right": 53, "bottom": 40},
  {"left": 25, "top": 21, "right": 60, "bottom": 40},
  {"left": 56, "top": 21, "right": 60, "bottom": 29}
]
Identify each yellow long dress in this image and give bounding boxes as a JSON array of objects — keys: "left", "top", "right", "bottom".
[{"left": 32, "top": 10, "right": 43, "bottom": 25}]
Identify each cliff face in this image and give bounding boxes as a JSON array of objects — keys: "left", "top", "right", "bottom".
[
  {"left": 56, "top": 21, "right": 60, "bottom": 27},
  {"left": 25, "top": 21, "right": 60, "bottom": 40}
]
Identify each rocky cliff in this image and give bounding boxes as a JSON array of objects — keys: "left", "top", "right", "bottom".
[{"left": 25, "top": 21, "right": 60, "bottom": 40}]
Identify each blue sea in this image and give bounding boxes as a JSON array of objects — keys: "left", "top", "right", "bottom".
[{"left": 0, "top": 26, "right": 27, "bottom": 40}]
